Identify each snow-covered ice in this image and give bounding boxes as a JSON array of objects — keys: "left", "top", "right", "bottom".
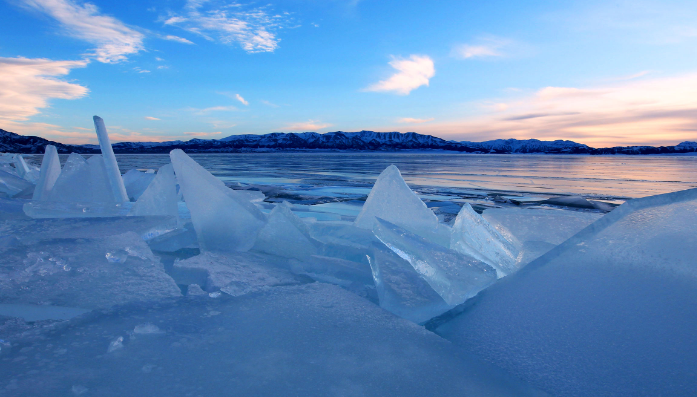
[{"left": 436, "top": 187, "right": 697, "bottom": 397}]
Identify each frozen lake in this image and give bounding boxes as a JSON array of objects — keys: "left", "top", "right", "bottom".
[{"left": 98, "top": 153, "right": 697, "bottom": 200}]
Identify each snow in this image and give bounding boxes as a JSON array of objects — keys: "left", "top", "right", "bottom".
[
  {"left": 436, "top": 187, "right": 697, "bottom": 397},
  {"left": 0, "top": 283, "right": 542, "bottom": 397}
]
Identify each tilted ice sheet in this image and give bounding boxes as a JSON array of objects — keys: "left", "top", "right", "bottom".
[
  {"left": 373, "top": 218, "right": 497, "bottom": 306},
  {"left": 0, "top": 231, "right": 181, "bottom": 309},
  {"left": 355, "top": 165, "right": 444, "bottom": 243},
  {"left": 451, "top": 203, "right": 519, "bottom": 277},
  {"left": 32, "top": 145, "right": 61, "bottom": 201},
  {"left": 170, "top": 149, "right": 266, "bottom": 252},
  {"left": 482, "top": 207, "right": 603, "bottom": 265},
  {"left": 0, "top": 283, "right": 544, "bottom": 397},
  {"left": 252, "top": 201, "right": 319, "bottom": 260},
  {"left": 0, "top": 169, "right": 34, "bottom": 198},
  {"left": 122, "top": 169, "right": 156, "bottom": 202},
  {"left": 93, "top": 116, "right": 129, "bottom": 202},
  {"left": 367, "top": 243, "right": 453, "bottom": 323},
  {"left": 129, "top": 164, "right": 178, "bottom": 217},
  {"left": 436, "top": 188, "right": 697, "bottom": 397}
]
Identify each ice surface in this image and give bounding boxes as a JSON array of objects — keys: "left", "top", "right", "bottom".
[
  {"left": 145, "top": 222, "right": 198, "bottom": 252},
  {"left": 122, "top": 169, "right": 157, "bottom": 201},
  {"left": 289, "top": 254, "right": 373, "bottom": 288},
  {"left": 129, "top": 164, "right": 178, "bottom": 217},
  {"left": 32, "top": 145, "right": 61, "bottom": 200},
  {"left": 451, "top": 203, "right": 519, "bottom": 277},
  {"left": 252, "top": 201, "right": 319, "bottom": 260},
  {"left": 0, "top": 283, "right": 543, "bottom": 396},
  {"left": 436, "top": 188, "right": 697, "bottom": 397},
  {"left": 0, "top": 231, "right": 181, "bottom": 309},
  {"left": 367, "top": 243, "right": 453, "bottom": 323},
  {"left": 482, "top": 207, "right": 603, "bottom": 265},
  {"left": 93, "top": 116, "right": 129, "bottom": 202},
  {"left": 373, "top": 218, "right": 497, "bottom": 306},
  {"left": 171, "top": 251, "right": 305, "bottom": 295},
  {"left": 0, "top": 304, "right": 91, "bottom": 321},
  {"left": 170, "top": 149, "right": 266, "bottom": 252},
  {"left": 355, "top": 165, "right": 444, "bottom": 243}
]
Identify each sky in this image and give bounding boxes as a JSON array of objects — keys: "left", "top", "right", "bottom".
[{"left": 1, "top": 0, "right": 696, "bottom": 147}]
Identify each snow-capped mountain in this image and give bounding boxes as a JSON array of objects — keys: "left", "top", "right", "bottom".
[{"left": 2, "top": 127, "right": 697, "bottom": 154}]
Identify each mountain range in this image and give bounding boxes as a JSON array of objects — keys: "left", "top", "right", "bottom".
[{"left": 2, "top": 128, "right": 696, "bottom": 155}]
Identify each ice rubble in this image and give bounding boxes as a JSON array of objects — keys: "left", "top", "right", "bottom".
[
  {"left": 436, "top": 187, "right": 697, "bottom": 397},
  {"left": 0, "top": 284, "right": 543, "bottom": 397}
]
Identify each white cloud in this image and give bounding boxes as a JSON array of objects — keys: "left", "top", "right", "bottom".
[
  {"left": 144, "top": 116, "right": 160, "bottom": 120},
  {"left": 162, "top": 34, "right": 194, "bottom": 44},
  {"left": 0, "top": 57, "right": 88, "bottom": 123},
  {"left": 184, "top": 131, "right": 222, "bottom": 137},
  {"left": 133, "top": 67, "right": 150, "bottom": 73},
  {"left": 188, "top": 105, "right": 238, "bottom": 115},
  {"left": 261, "top": 99, "right": 279, "bottom": 107},
  {"left": 157, "top": 65, "right": 169, "bottom": 69},
  {"left": 451, "top": 36, "right": 510, "bottom": 59},
  {"left": 235, "top": 93, "right": 249, "bottom": 105},
  {"left": 398, "top": 117, "right": 434, "bottom": 124},
  {"left": 364, "top": 55, "right": 435, "bottom": 95},
  {"left": 284, "top": 120, "right": 332, "bottom": 131},
  {"left": 162, "top": 0, "right": 289, "bottom": 53},
  {"left": 19, "top": 0, "right": 145, "bottom": 63}
]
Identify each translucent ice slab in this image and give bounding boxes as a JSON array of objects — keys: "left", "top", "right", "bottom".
[
  {"left": 32, "top": 145, "right": 61, "bottom": 200},
  {"left": 482, "top": 207, "right": 603, "bottom": 265},
  {"left": 0, "top": 283, "right": 543, "bottom": 396},
  {"left": 93, "top": 116, "right": 129, "bottom": 202},
  {"left": 451, "top": 203, "right": 519, "bottom": 277},
  {"left": 122, "top": 169, "right": 156, "bottom": 201},
  {"left": 0, "top": 169, "right": 34, "bottom": 198},
  {"left": 129, "top": 164, "right": 178, "bottom": 217},
  {"left": 436, "top": 188, "right": 697, "bottom": 397},
  {"left": 0, "top": 231, "right": 181, "bottom": 309},
  {"left": 355, "top": 165, "right": 443, "bottom": 243},
  {"left": 252, "top": 201, "right": 319, "bottom": 260},
  {"left": 368, "top": 243, "right": 453, "bottom": 323},
  {"left": 170, "top": 149, "right": 266, "bottom": 252},
  {"left": 373, "top": 218, "right": 497, "bottom": 306}
]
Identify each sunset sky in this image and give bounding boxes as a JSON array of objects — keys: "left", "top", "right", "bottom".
[{"left": 1, "top": 0, "right": 696, "bottom": 147}]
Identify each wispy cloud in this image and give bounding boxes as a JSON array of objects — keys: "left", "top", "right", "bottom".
[
  {"left": 235, "top": 93, "right": 249, "bottom": 105},
  {"left": 161, "top": 0, "right": 290, "bottom": 53},
  {"left": 364, "top": 55, "right": 435, "bottom": 95},
  {"left": 144, "top": 116, "right": 160, "bottom": 120},
  {"left": 284, "top": 120, "right": 332, "bottom": 131},
  {"left": 162, "top": 34, "right": 194, "bottom": 44},
  {"left": 133, "top": 67, "right": 150, "bottom": 73},
  {"left": 451, "top": 36, "right": 510, "bottom": 59},
  {"left": 184, "top": 131, "right": 222, "bottom": 137},
  {"left": 19, "top": 0, "right": 144, "bottom": 63},
  {"left": 188, "top": 105, "right": 238, "bottom": 115},
  {"left": 260, "top": 99, "right": 279, "bottom": 107},
  {"left": 409, "top": 71, "right": 697, "bottom": 147},
  {"left": 398, "top": 117, "right": 434, "bottom": 124},
  {"left": 0, "top": 57, "right": 88, "bottom": 123}
]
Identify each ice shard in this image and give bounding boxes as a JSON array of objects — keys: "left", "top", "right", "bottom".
[
  {"left": 368, "top": 243, "right": 454, "bottom": 323},
  {"left": 87, "top": 155, "right": 118, "bottom": 203},
  {"left": 450, "top": 203, "right": 519, "bottom": 277},
  {"left": 0, "top": 169, "right": 34, "bottom": 198},
  {"left": 373, "top": 218, "right": 497, "bottom": 306},
  {"left": 122, "top": 169, "right": 156, "bottom": 201},
  {"left": 252, "top": 201, "right": 319, "bottom": 260},
  {"left": 46, "top": 153, "right": 89, "bottom": 202},
  {"left": 93, "top": 116, "right": 128, "bottom": 203},
  {"left": 129, "top": 164, "right": 178, "bottom": 217},
  {"left": 436, "top": 188, "right": 697, "bottom": 397},
  {"left": 170, "top": 149, "right": 266, "bottom": 252},
  {"left": 290, "top": 254, "right": 373, "bottom": 288},
  {"left": 354, "top": 165, "right": 444, "bottom": 243},
  {"left": 32, "top": 145, "right": 61, "bottom": 200}
]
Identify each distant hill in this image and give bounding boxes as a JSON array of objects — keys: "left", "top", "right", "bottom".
[{"left": 2, "top": 128, "right": 696, "bottom": 155}]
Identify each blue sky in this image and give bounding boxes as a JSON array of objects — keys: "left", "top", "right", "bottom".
[{"left": 1, "top": 0, "right": 696, "bottom": 146}]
